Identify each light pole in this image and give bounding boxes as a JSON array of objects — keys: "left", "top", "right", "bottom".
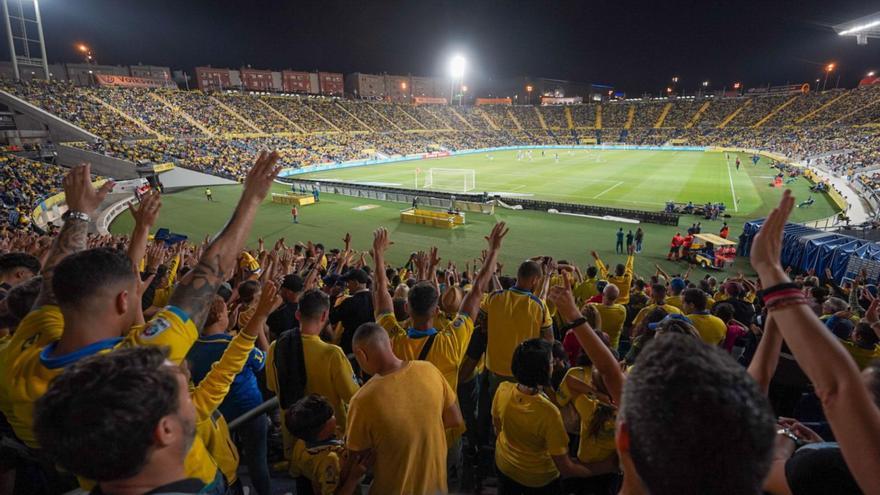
[
  {"left": 822, "top": 63, "right": 835, "bottom": 91},
  {"left": 461, "top": 85, "right": 467, "bottom": 106},
  {"left": 77, "top": 43, "right": 94, "bottom": 65},
  {"left": 449, "top": 55, "right": 465, "bottom": 106},
  {"left": 526, "top": 84, "right": 533, "bottom": 105}
]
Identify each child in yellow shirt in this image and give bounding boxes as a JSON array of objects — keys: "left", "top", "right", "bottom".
[{"left": 286, "top": 394, "right": 370, "bottom": 495}]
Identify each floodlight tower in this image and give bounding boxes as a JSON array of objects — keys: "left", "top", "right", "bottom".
[
  {"left": 2, "top": 0, "right": 50, "bottom": 80},
  {"left": 449, "top": 55, "right": 465, "bottom": 105}
]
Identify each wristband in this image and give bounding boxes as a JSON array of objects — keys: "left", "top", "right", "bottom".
[
  {"left": 767, "top": 296, "right": 808, "bottom": 312},
  {"left": 759, "top": 282, "right": 799, "bottom": 299},
  {"left": 561, "top": 317, "right": 587, "bottom": 333},
  {"left": 63, "top": 210, "right": 91, "bottom": 223},
  {"left": 762, "top": 288, "right": 804, "bottom": 305}
]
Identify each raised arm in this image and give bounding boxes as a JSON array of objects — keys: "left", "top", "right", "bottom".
[
  {"left": 126, "top": 190, "right": 162, "bottom": 271},
  {"left": 168, "top": 151, "right": 280, "bottom": 329},
  {"left": 750, "top": 190, "right": 880, "bottom": 493},
  {"left": 35, "top": 164, "right": 113, "bottom": 308},
  {"left": 548, "top": 276, "right": 625, "bottom": 405},
  {"left": 460, "top": 222, "right": 507, "bottom": 320},
  {"left": 591, "top": 251, "right": 608, "bottom": 279},
  {"left": 746, "top": 313, "right": 783, "bottom": 396},
  {"left": 371, "top": 227, "right": 394, "bottom": 316}
]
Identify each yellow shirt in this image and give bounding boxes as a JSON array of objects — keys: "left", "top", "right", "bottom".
[
  {"left": 589, "top": 302, "right": 627, "bottom": 349},
  {"left": 556, "top": 366, "right": 591, "bottom": 407},
  {"left": 596, "top": 255, "right": 634, "bottom": 304},
  {"left": 665, "top": 294, "right": 684, "bottom": 311},
  {"left": 346, "top": 361, "right": 455, "bottom": 495},
  {"left": 376, "top": 312, "right": 473, "bottom": 391},
  {"left": 5, "top": 305, "right": 217, "bottom": 488},
  {"left": 841, "top": 340, "right": 880, "bottom": 370},
  {"left": 493, "top": 382, "right": 569, "bottom": 487},
  {"left": 572, "top": 396, "right": 617, "bottom": 464},
  {"left": 290, "top": 439, "right": 345, "bottom": 495},
  {"left": 480, "top": 288, "right": 553, "bottom": 377},
  {"left": 0, "top": 305, "right": 64, "bottom": 445},
  {"left": 573, "top": 277, "right": 598, "bottom": 304},
  {"left": 190, "top": 331, "right": 260, "bottom": 484},
  {"left": 4, "top": 305, "right": 196, "bottom": 447},
  {"left": 632, "top": 303, "right": 682, "bottom": 328},
  {"left": 266, "top": 333, "right": 359, "bottom": 457},
  {"left": 687, "top": 313, "right": 727, "bottom": 345}
]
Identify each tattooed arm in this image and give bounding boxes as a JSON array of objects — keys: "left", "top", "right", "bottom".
[
  {"left": 34, "top": 165, "right": 113, "bottom": 308},
  {"left": 167, "top": 151, "right": 281, "bottom": 329}
]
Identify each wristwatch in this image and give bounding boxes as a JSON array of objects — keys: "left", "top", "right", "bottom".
[{"left": 63, "top": 210, "right": 91, "bottom": 223}]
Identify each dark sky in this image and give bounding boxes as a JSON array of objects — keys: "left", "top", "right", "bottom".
[{"left": 37, "top": 0, "right": 880, "bottom": 94}]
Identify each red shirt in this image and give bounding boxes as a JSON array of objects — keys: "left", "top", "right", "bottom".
[
  {"left": 291, "top": 207, "right": 298, "bottom": 215},
  {"left": 671, "top": 235, "right": 683, "bottom": 247},
  {"left": 720, "top": 227, "right": 730, "bottom": 239}
]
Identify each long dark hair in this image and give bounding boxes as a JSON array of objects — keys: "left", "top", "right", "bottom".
[{"left": 586, "top": 368, "right": 617, "bottom": 439}]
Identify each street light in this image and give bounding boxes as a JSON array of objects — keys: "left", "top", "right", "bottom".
[
  {"left": 76, "top": 43, "right": 94, "bottom": 64},
  {"left": 526, "top": 84, "right": 533, "bottom": 104}
]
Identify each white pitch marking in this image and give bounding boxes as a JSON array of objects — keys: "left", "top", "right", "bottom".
[
  {"left": 593, "top": 181, "right": 624, "bottom": 199},
  {"left": 725, "top": 155, "right": 739, "bottom": 212}
]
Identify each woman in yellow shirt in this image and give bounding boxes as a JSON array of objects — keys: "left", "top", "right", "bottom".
[{"left": 492, "top": 338, "right": 600, "bottom": 494}]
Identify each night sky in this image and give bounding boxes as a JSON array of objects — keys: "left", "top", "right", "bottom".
[{"left": 37, "top": 0, "right": 880, "bottom": 94}]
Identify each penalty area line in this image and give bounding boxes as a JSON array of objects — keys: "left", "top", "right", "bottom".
[{"left": 593, "top": 181, "right": 624, "bottom": 199}]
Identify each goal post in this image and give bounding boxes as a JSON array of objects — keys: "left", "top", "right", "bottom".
[{"left": 423, "top": 168, "right": 476, "bottom": 192}]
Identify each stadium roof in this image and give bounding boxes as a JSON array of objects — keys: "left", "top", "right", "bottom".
[{"left": 834, "top": 12, "right": 880, "bottom": 44}]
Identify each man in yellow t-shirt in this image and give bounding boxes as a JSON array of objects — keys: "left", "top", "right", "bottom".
[
  {"left": 632, "top": 284, "right": 682, "bottom": 328},
  {"left": 347, "top": 323, "right": 463, "bottom": 495},
  {"left": 266, "top": 289, "right": 359, "bottom": 455},
  {"left": 3, "top": 153, "right": 282, "bottom": 489},
  {"left": 370, "top": 223, "right": 506, "bottom": 391},
  {"left": 573, "top": 266, "right": 600, "bottom": 305},
  {"left": 33, "top": 346, "right": 205, "bottom": 495},
  {"left": 592, "top": 251, "right": 635, "bottom": 304},
  {"left": 682, "top": 288, "right": 727, "bottom": 345},
  {"left": 480, "top": 259, "right": 552, "bottom": 385},
  {"left": 588, "top": 284, "right": 627, "bottom": 350},
  {"left": 665, "top": 278, "right": 687, "bottom": 311}
]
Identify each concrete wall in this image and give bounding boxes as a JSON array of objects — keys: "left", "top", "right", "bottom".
[
  {"left": 0, "top": 90, "right": 99, "bottom": 143},
  {"left": 56, "top": 144, "right": 139, "bottom": 179}
]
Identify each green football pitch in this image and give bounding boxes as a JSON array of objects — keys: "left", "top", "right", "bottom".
[{"left": 111, "top": 149, "right": 838, "bottom": 278}]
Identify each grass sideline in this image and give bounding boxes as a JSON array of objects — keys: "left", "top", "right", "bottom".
[{"left": 110, "top": 152, "right": 837, "bottom": 279}]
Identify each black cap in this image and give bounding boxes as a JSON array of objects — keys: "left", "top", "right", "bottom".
[
  {"left": 281, "top": 274, "right": 304, "bottom": 292},
  {"left": 342, "top": 268, "right": 369, "bottom": 284}
]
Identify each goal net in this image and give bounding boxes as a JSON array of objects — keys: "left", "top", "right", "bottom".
[{"left": 423, "top": 168, "right": 476, "bottom": 192}]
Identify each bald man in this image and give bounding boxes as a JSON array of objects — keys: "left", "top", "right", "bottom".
[
  {"left": 346, "top": 323, "right": 463, "bottom": 495},
  {"left": 589, "top": 283, "right": 627, "bottom": 350}
]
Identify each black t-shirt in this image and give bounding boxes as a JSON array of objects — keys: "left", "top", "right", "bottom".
[
  {"left": 330, "top": 290, "right": 374, "bottom": 354},
  {"left": 267, "top": 301, "right": 299, "bottom": 341},
  {"left": 785, "top": 444, "right": 861, "bottom": 495}
]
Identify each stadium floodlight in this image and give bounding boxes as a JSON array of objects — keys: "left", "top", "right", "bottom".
[
  {"left": 449, "top": 55, "right": 466, "bottom": 79},
  {"left": 702, "top": 80, "right": 709, "bottom": 87},
  {"left": 834, "top": 12, "right": 880, "bottom": 44},
  {"left": 869, "top": 71, "right": 876, "bottom": 77}
]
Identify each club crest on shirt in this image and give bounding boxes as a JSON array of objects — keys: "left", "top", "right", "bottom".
[
  {"left": 453, "top": 318, "right": 463, "bottom": 328},
  {"left": 142, "top": 318, "right": 171, "bottom": 338}
]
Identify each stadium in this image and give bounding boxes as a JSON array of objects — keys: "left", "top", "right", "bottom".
[{"left": 2, "top": 2, "right": 880, "bottom": 495}]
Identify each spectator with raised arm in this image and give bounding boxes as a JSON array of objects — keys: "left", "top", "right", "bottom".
[{"left": 749, "top": 189, "right": 880, "bottom": 493}]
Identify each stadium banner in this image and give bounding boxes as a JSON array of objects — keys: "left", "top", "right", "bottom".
[
  {"left": 475, "top": 98, "right": 512, "bottom": 106},
  {"left": 413, "top": 96, "right": 448, "bottom": 105},
  {"left": 540, "top": 96, "right": 582, "bottom": 105},
  {"left": 422, "top": 151, "right": 451, "bottom": 159},
  {"left": 151, "top": 162, "right": 175, "bottom": 173},
  {"left": 95, "top": 74, "right": 176, "bottom": 89}
]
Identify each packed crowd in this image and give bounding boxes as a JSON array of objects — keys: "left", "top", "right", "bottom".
[
  {"left": 6, "top": 79, "right": 880, "bottom": 190},
  {"left": 1, "top": 156, "right": 879, "bottom": 495},
  {"left": 0, "top": 153, "right": 67, "bottom": 229}
]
